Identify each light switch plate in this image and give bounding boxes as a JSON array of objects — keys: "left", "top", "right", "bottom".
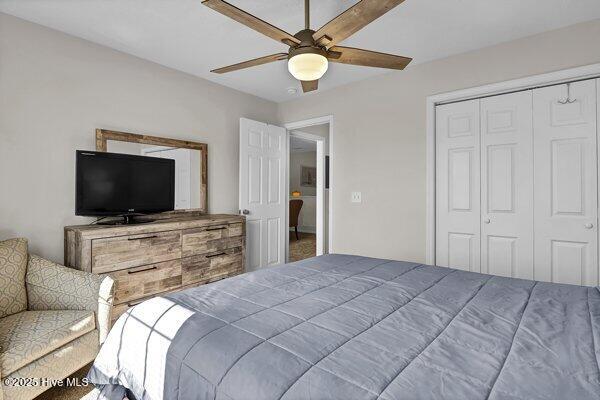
[{"left": 351, "top": 191, "right": 362, "bottom": 203}]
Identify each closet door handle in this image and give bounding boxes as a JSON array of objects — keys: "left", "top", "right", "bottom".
[
  {"left": 483, "top": 218, "right": 491, "bottom": 224},
  {"left": 584, "top": 223, "right": 594, "bottom": 229}
]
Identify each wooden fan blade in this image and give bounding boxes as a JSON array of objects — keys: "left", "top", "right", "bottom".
[
  {"left": 203, "top": 0, "right": 300, "bottom": 46},
  {"left": 313, "top": 0, "right": 406, "bottom": 48},
  {"left": 301, "top": 80, "right": 318, "bottom": 93},
  {"left": 211, "top": 53, "right": 288, "bottom": 74},
  {"left": 329, "top": 46, "right": 412, "bottom": 70}
]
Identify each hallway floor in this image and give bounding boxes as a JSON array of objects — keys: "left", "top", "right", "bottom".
[{"left": 289, "top": 232, "right": 316, "bottom": 262}]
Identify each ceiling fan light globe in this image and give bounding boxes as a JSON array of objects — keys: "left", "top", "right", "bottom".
[{"left": 288, "top": 53, "right": 328, "bottom": 81}]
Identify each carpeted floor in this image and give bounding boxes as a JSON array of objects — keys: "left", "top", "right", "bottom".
[
  {"left": 34, "top": 364, "right": 94, "bottom": 400},
  {"left": 289, "top": 232, "right": 316, "bottom": 262}
]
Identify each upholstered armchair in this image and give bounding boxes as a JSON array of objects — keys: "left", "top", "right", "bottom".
[{"left": 0, "top": 238, "right": 115, "bottom": 400}]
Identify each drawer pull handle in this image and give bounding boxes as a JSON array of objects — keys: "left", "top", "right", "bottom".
[
  {"left": 128, "top": 266, "right": 158, "bottom": 274},
  {"left": 206, "top": 252, "right": 226, "bottom": 259},
  {"left": 128, "top": 235, "right": 158, "bottom": 241},
  {"left": 206, "top": 227, "right": 227, "bottom": 231}
]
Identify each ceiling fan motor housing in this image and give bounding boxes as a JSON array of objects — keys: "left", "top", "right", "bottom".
[
  {"left": 288, "top": 29, "right": 325, "bottom": 58},
  {"left": 288, "top": 44, "right": 328, "bottom": 60}
]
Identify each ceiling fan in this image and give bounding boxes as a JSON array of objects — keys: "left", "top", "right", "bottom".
[{"left": 202, "top": 0, "right": 412, "bottom": 93}]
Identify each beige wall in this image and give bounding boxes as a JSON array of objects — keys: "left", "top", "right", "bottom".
[
  {"left": 3, "top": 12, "right": 600, "bottom": 266},
  {"left": 290, "top": 151, "right": 317, "bottom": 196},
  {"left": 0, "top": 13, "right": 278, "bottom": 262},
  {"left": 277, "top": 18, "right": 600, "bottom": 263}
]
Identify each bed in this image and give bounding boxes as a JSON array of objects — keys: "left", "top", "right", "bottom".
[{"left": 88, "top": 254, "right": 600, "bottom": 400}]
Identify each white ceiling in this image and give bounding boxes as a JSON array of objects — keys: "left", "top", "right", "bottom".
[
  {"left": 290, "top": 136, "right": 316, "bottom": 153},
  {"left": 2, "top": 0, "right": 600, "bottom": 102}
]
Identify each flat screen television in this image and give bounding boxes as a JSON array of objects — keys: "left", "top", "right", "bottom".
[{"left": 76, "top": 150, "right": 175, "bottom": 220}]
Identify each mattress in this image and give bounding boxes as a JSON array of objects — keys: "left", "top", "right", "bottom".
[{"left": 88, "top": 254, "right": 600, "bottom": 400}]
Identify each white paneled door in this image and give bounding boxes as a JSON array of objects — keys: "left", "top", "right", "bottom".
[
  {"left": 436, "top": 99, "right": 481, "bottom": 272},
  {"left": 436, "top": 78, "right": 600, "bottom": 286},
  {"left": 533, "top": 81, "right": 598, "bottom": 286},
  {"left": 480, "top": 91, "right": 533, "bottom": 279},
  {"left": 239, "top": 118, "right": 286, "bottom": 272}
]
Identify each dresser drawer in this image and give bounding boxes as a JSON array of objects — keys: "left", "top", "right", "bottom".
[
  {"left": 92, "top": 231, "right": 182, "bottom": 273},
  {"left": 182, "top": 223, "right": 243, "bottom": 257},
  {"left": 109, "top": 259, "right": 182, "bottom": 305},
  {"left": 182, "top": 247, "right": 243, "bottom": 286},
  {"left": 111, "top": 280, "right": 199, "bottom": 323}
]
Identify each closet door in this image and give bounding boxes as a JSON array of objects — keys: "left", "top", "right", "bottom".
[
  {"left": 480, "top": 91, "right": 534, "bottom": 279},
  {"left": 436, "top": 100, "right": 481, "bottom": 271},
  {"left": 533, "top": 80, "right": 598, "bottom": 286}
]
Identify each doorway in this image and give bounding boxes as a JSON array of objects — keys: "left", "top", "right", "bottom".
[
  {"left": 288, "top": 136, "right": 317, "bottom": 261},
  {"left": 238, "top": 116, "right": 333, "bottom": 270},
  {"left": 285, "top": 119, "right": 331, "bottom": 262}
]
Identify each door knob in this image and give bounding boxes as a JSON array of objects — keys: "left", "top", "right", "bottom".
[
  {"left": 241, "top": 209, "right": 250, "bottom": 215},
  {"left": 484, "top": 218, "right": 491, "bottom": 224},
  {"left": 585, "top": 223, "right": 594, "bottom": 229}
]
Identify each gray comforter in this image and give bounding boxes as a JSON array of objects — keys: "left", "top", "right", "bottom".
[{"left": 89, "top": 254, "right": 600, "bottom": 400}]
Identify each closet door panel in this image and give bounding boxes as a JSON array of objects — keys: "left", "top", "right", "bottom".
[
  {"left": 533, "top": 80, "right": 598, "bottom": 286},
  {"left": 436, "top": 100, "right": 481, "bottom": 271},
  {"left": 481, "top": 91, "right": 534, "bottom": 279}
]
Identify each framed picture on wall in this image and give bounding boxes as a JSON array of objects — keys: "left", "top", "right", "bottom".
[{"left": 301, "top": 166, "right": 317, "bottom": 188}]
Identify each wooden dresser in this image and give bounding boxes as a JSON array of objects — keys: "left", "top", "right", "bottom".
[{"left": 64, "top": 214, "right": 245, "bottom": 322}]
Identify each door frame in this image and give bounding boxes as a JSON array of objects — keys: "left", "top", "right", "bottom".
[
  {"left": 426, "top": 63, "right": 600, "bottom": 265},
  {"left": 283, "top": 115, "right": 334, "bottom": 260},
  {"left": 287, "top": 131, "right": 325, "bottom": 258}
]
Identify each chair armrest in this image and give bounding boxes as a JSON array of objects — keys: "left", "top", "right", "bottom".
[{"left": 26, "top": 255, "right": 115, "bottom": 343}]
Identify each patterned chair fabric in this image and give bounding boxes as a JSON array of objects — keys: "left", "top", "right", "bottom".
[
  {"left": 2, "top": 332, "right": 99, "bottom": 400},
  {"left": 0, "top": 242, "right": 115, "bottom": 400},
  {"left": 26, "top": 254, "right": 115, "bottom": 343},
  {"left": 0, "top": 238, "right": 28, "bottom": 318},
  {"left": 0, "top": 310, "right": 96, "bottom": 376}
]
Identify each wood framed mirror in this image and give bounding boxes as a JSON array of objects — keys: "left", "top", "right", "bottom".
[{"left": 96, "top": 129, "right": 208, "bottom": 214}]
